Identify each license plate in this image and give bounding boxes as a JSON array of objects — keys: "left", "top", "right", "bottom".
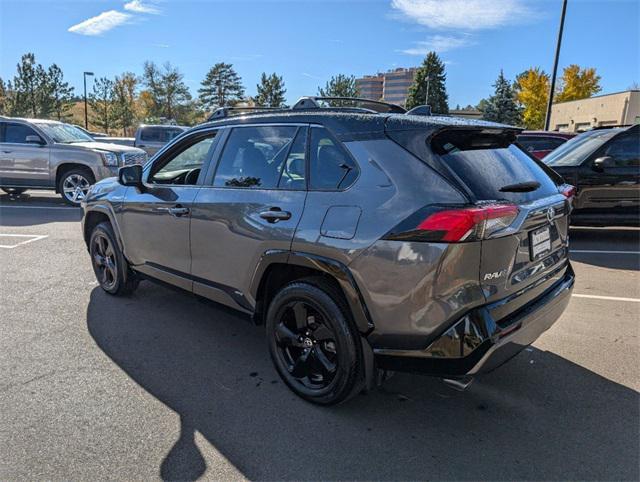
[{"left": 530, "top": 226, "right": 551, "bottom": 260}]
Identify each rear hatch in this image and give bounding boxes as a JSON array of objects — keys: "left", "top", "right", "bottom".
[{"left": 431, "top": 128, "right": 572, "bottom": 320}]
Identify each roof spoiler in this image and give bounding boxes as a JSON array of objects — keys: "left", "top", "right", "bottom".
[
  {"left": 291, "top": 96, "right": 407, "bottom": 114},
  {"left": 206, "top": 106, "right": 286, "bottom": 122}
]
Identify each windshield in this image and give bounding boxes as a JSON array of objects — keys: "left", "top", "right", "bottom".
[
  {"left": 544, "top": 129, "right": 619, "bottom": 167},
  {"left": 35, "top": 123, "right": 95, "bottom": 144}
]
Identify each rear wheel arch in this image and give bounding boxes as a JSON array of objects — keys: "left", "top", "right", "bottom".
[{"left": 251, "top": 251, "right": 374, "bottom": 334}]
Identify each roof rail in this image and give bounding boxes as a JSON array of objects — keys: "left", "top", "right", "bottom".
[
  {"left": 206, "top": 106, "right": 285, "bottom": 122},
  {"left": 292, "top": 96, "right": 407, "bottom": 114}
]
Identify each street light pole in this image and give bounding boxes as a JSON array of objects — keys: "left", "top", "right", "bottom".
[
  {"left": 83, "top": 72, "right": 94, "bottom": 129},
  {"left": 425, "top": 76, "right": 431, "bottom": 106},
  {"left": 544, "top": 0, "right": 568, "bottom": 131}
]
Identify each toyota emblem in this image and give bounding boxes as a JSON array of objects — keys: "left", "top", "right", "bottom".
[{"left": 547, "top": 207, "right": 555, "bottom": 222}]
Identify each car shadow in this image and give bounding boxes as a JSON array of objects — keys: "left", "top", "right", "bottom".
[
  {"left": 569, "top": 227, "right": 640, "bottom": 270},
  {"left": 87, "top": 284, "right": 639, "bottom": 481},
  {"left": 0, "top": 193, "right": 81, "bottom": 227}
]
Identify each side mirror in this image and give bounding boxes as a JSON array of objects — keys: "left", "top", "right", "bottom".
[
  {"left": 593, "top": 156, "right": 615, "bottom": 171},
  {"left": 25, "top": 135, "right": 45, "bottom": 145},
  {"left": 118, "top": 164, "right": 144, "bottom": 189}
]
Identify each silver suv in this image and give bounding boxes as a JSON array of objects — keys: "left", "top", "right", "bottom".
[
  {"left": 81, "top": 98, "right": 575, "bottom": 405},
  {"left": 0, "top": 117, "right": 147, "bottom": 205}
]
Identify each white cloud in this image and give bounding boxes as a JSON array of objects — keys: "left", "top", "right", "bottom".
[
  {"left": 124, "top": 0, "right": 161, "bottom": 14},
  {"left": 68, "top": 10, "right": 132, "bottom": 36},
  {"left": 391, "top": 0, "right": 529, "bottom": 30},
  {"left": 400, "top": 34, "right": 472, "bottom": 55}
]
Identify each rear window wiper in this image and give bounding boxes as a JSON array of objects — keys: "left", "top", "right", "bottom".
[{"left": 499, "top": 181, "right": 541, "bottom": 193}]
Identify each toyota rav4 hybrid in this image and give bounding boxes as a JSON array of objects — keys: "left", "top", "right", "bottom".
[
  {"left": 81, "top": 97, "right": 575, "bottom": 405},
  {"left": 0, "top": 117, "right": 147, "bottom": 205}
]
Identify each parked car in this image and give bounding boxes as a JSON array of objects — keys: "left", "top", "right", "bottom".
[
  {"left": 134, "top": 124, "right": 187, "bottom": 156},
  {"left": 544, "top": 125, "right": 639, "bottom": 226},
  {"left": 82, "top": 97, "right": 574, "bottom": 405},
  {"left": 0, "top": 117, "right": 147, "bottom": 205},
  {"left": 74, "top": 124, "right": 136, "bottom": 147},
  {"left": 517, "top": 131, "right": 576, "bottom": 159}
]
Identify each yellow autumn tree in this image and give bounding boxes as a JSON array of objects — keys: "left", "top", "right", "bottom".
[
  {"left": 515, "top": 68, "right": 550, "bottom": 130},
  {"left": 555, "top": 65, "right": 602, "bottom": 102}
]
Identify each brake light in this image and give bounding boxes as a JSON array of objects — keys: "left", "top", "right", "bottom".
[
  {"left": 384, "top": 204, "right": 519, "bottom": 243},
  {"left": 560, "top": 184, "right": 576, "bottom": 199}
]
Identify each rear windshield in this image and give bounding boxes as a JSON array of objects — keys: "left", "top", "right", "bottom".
[{"left": 433, "top": 130, "right": 560, "bottom": 203}]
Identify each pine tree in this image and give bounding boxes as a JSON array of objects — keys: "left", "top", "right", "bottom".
[
  {"left": 515, "top": 67, "right": 550, "bottom": 130},
  {"left": 113, "top": 72, "right": 138, "bottom": 136},
  {"left": 317, "top": 74, "right": 357, "bottom": 98},
  {"left": 11, "top": 53, "right": 49, "bottom": 118},
  {"left": 255, "top": 73, "right": 286, "bottom": 107},
  {"left": 481, "top": 70, "right": 522, "bottom": 125},
  {"left": 89, "top": 77, "right": 115, "bottom": 133},
  {"left": 46, "top": 64, "right": 75, "bottom": 121},
  {"left": 405, "top": 52, "right": 449, "bottom": 113},
  {"left": 142, "top": 61, "right": 192, "bottom": 121},
  {"left": 0, "top": 78, "right": 9, "bottom": 115},
  {"left": 198, "top": 63, "right": 245, "bottom": 109}
]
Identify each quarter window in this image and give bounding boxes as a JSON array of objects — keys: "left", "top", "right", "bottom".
[
  {"left": 309, "top": 128, "right": 358, "bottom": 190},
  {"left": 213, "top": 126, "right": 299, "bottom": 189}
]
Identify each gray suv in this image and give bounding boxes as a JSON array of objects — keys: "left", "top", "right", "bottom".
[
  {"left": 134, "top": 124, "right": 187, "bottom": 156},
  {"left": 0, "top": 118, "right": 147, "bottom": 205},
  {"left": 81, "top": 98, "right": 575, "bottom": 405}
]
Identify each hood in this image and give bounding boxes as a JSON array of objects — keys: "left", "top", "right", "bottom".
[{"left": 60, "top": 141, "right": 144, "bottom": 154}]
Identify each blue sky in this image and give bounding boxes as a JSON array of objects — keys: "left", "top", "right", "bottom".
[{"left": 1, "top": 0, "right": 638, "bottom": 108}]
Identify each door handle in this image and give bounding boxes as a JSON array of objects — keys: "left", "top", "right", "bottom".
[
  {"left": 259, "top": 208, "right": 291, "bottom": 223},
  {"left": 155, "top": 205, "right": 190, "bottom": 217}
]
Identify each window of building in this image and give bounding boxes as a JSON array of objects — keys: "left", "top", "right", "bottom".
[{"left": 309, "top": 128, "right": 358, "bottom": 190}]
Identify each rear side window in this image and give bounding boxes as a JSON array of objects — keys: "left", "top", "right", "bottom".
[
  {"left": 433, "top": 130, "right": 559, "bottom": 203},
  {"left": 141, "top": 127, "right": 183, "bottom": 142},
  {"left": 213, "top": 126, "right": 299, "bottom": 189},
  {"left": 309, "top": 127, "right": 358, "bottom": 190}
]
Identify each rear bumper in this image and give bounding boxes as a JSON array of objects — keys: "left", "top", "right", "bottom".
[{"left": 373, "top": 265, "right": 574, "bottom": 378}]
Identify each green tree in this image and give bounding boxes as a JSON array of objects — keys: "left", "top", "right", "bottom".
[
  {"left": 317, "top": 74, "right": 357, "bottom": 98},
  {"left": 481, "top": 70, "right": 522, "bottom": 125},
  {"left": 142, "top": 61, "right": 192, "bottom": 122},
  {"left": 89, "top": 77, "right": 115, "bottom": 133},
  {"left": 198, "top": 62, "right": 245, "bottom": 109},
  {"left": 515, "top": 67, "right": 550, "bottom": 130},
  {"left": 11, "top": 53, "right": 50, "bottom": 117},
  {"left": 46, "top": 64, "right": 75, "bottom": 121},
  {"left": 405, "top": 52, "right": 449, "bottom": 113},
  {"left": 255, "top": 72, "right": 286, "bottom": 107},
  {"left": 113, "top": 72, "right": 138, "bottom": 135},
  {"left": 0, "top": 78, "right": 10, "bottom": 115},
  {"left": 556, "top": 65, "right": 601, "bottom": 102}
]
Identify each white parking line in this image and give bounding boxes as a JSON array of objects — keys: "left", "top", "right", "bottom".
[
  {"left": 0, "top": 234, "right": 49, "bottom": 249},
  {"left": 571, "top": 250, "right": 640, "bottom": 255},
  {"left": 573, "top": 293, "right": 640, "bottom": 303}
]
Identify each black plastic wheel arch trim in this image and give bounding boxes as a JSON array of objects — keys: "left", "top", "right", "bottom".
[{"left": 249, "top": 250, "right": 375, "bottom": 334}]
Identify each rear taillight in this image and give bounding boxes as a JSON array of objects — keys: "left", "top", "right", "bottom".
[
  {"left": 384, "top": 204, "right": 519, "bottom": 243},
  {"left": 560, "top": 184, "right": 576, "bottom": 199}
]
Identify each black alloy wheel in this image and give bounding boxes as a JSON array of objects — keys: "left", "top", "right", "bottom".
[{"left": 266, "top": 279, "right": 362, "bottom": 405}]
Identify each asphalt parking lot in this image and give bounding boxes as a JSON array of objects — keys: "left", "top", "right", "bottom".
[{"left": 1, "top": 190, "right": 638, "bottom": 481}]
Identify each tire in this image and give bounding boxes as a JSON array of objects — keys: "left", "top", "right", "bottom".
[
  {"left": 2, "top": 188, "right": 26, "bottom": 196},
  {"left": 58, "top": 167, "right": 95, "bottom": 205},
  {"left": 89, "top": 221, "right": 139, "bottom": 296},
  {"left": 266, "top": 277, "right": 363, "bottom": 405}
]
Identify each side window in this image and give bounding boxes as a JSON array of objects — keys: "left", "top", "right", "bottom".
[
  {"left": 213, "top": 126, "right": 298, "bottom": 189},
  {"left": 149, "top": 133, "right": 216, "bottom": 185},
  {"left": 166, "top": 129, "right": 183, "bottom": 142},
  {"left": 4, "top": 123, "right": 40, "bottom": 144},
  {"left": 603, "top": 133, "right": 640, "bottom": 167},
  {"left": 141, "top": 128, "right": 161, "bottom": 142},
  {"left": 309, "top": 127, "right": 358, "bottom": 190}
]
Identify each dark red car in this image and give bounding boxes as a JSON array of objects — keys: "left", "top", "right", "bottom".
[{"left": 517, "top": 131, "right": 576, "bottom": 159}]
